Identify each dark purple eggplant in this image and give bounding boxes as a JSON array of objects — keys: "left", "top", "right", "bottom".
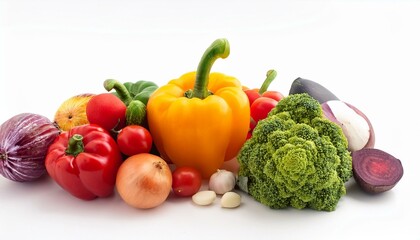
[
  {"left": 0, "top": 113, "right": 60, "bottom": 182},
  {"left": 289, "top": 77, "right": 339, "bottom": 103}
]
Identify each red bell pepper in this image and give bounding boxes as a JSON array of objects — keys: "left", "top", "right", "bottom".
[
  {"left": 45, "top": 124, "right": 122, "bottom": 200},
  {"left": 243, "top": 70, "right": 283, "bottom": 139}
]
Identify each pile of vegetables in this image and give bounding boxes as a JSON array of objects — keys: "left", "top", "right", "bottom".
[{"left": 0, "top": 38, "right": 404, "bottom": 212}]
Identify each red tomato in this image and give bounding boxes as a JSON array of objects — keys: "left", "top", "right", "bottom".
[
  {"left": 250, "top": 97, "right": 278, "bottom": 123},
  {"left": 117, "top": 125, "right": 153, "bottom": 156},
  {"left": 172, "top": 167, "right": 202, "bottom": 197},
  {"left": 86, "top": 93, "right": 127, "bottom": 131}
]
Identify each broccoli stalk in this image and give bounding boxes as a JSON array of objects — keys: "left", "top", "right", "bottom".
[{"left": 237, "top": 93, "right": 352, "bottom": 211}]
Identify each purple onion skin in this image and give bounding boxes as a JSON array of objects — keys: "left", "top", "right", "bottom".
[{"left": 0, "top": 113, "right": 60, "bottom": 182}]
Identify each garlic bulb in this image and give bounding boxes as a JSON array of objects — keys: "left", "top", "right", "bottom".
[{"left": 208, "top": 169, "right": 236, "bottom": 195}]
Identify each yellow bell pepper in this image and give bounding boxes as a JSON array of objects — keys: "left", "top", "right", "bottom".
[{"left": 147, "top": 39, "right": 250, "bottom": 178}]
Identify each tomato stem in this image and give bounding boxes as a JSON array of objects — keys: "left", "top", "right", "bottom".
[
  {"left": 104, "top": 79, "right": 133, "bottom": 106},
  {"left": 65, "top": 134, "right": 84, "bottom": 156},
  {"left": 190, "top": 38, "right": 230, "bottom": 99},
  {"left": 258, "top": 69, "right": 277, "bottom": 94}
]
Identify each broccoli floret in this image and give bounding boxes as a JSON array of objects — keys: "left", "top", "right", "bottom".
[{"left": 237, "top": 93, "right": 352, "bottom": 211}]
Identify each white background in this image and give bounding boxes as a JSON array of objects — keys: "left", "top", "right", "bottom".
[{"left": 1, "top": 0, "right": 419, "bottom": 239}]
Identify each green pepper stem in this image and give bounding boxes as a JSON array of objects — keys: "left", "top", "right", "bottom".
[
  {"left": 65, "top": 134, "right": 84, "bottom": 157},
  {"left": 103, "top": 79, "right": 133, "bottom": 106},
  {"left": 258, "top": 69, "right": 277, "bottom": 94},
  {"left": 191, "top": 38, "right": 230, "bottom": 99}
]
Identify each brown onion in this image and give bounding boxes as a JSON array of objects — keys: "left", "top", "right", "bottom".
[
  {"left": 116, "top": 153, "right": 172, "bottom": 209},
  {"left": 0, "top": 113, "right": 60, "bottom": 182}
]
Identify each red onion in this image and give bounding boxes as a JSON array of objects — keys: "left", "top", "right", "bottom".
[
  {"left": 0, "top": 113, "right": 60, "bottom": 182},
  {"left": 322, "top": 100, "right": 375, "bottom": 151}
]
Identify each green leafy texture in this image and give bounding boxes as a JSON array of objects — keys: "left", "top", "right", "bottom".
[{"left": 237, "top": 93, "right": 351, "bottom": 211}]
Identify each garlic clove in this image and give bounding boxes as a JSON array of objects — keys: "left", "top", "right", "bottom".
[
  {"left": 221, "top": 192, "right": 241, "bottom": 208},
  {"left": 192, "top": 190, "right": 216, "bottom": 206}
]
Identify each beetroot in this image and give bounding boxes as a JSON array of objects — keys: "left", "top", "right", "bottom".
[{"left": 352, "top": 148, "right": 403, "bottom": 194}]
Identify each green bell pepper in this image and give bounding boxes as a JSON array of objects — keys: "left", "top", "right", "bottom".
[{"left": 104, "top": 79, "right": 158, "bottom": 126}]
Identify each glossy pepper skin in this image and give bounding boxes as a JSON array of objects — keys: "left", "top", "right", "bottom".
[
  {"left": 45, "top": 124, "right": 122, "bottom": 200},
  {"left": 147, "top": 39, "right": 250, "bottom": 179}
]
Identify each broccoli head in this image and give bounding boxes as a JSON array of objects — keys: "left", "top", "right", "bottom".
[{"left": 237, "top": 93, "right": 352, "bottom": 211}]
